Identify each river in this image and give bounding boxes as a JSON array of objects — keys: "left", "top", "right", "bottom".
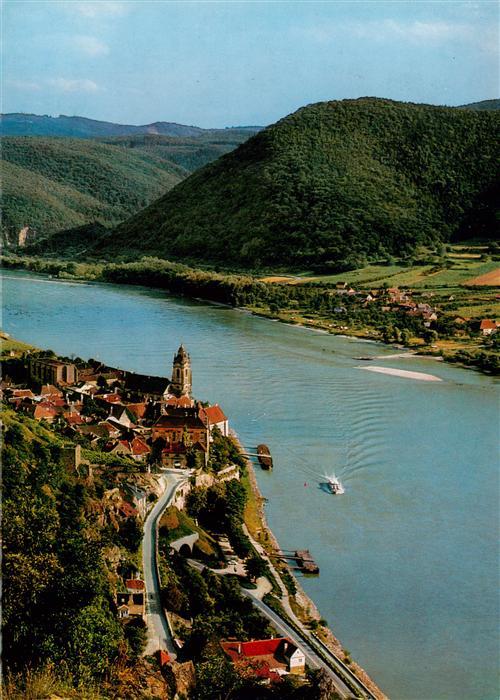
[{"left": 2, "top": 270, "right": 498, "bottom": 700}]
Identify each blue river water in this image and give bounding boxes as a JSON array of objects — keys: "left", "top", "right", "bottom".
[{"left": 2, "top": 270, "right": 499, "bottom": 700}]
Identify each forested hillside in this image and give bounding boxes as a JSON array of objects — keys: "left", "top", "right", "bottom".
[
  {"left": 458, "top": 99, "right": 500, "bottom": 111},
  {"left": 94, "top": 98, "right": 499, "bottom": 269},
  {"left": 1, "top": 129, "right": 260, "bottom": 246},
  {"left": 1, "top": 137, "right": 187, "bottom": 242},
  {"left": 2, "top": 410, "right": 123, "bottom": 687},
  {"left": 100, "top": 130, "right": 265, "bottom": 173}
]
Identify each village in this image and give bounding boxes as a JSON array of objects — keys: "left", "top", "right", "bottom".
[
  {"left": 5, "top": 345, "right": 229, "bottom": 469},
  {"left": 2, "top": 343, "right": 342, "bottom": 693},
  {"left": 308, "top": 281, "right": 498, "bottom": 339}
]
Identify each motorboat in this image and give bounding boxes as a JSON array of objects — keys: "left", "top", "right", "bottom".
[{"left": 327, "top": 476, "right": 345, "bottom": 495}]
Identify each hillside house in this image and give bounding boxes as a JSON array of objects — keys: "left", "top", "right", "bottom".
[
  {"left": 23, "top": 402, "right": 58, "bottom": 422},
  {"left": 125, "top": 578, "right": 145, "bottom": 593},
  {"left": 107, "top": 405, "right": 136, "bottom": 429},
  {"left": 221, "top": 638, "right": 305, "bottom": 679},
  {"left": 480, "top": 319, "right": 498, "bottom": 335},
  {"left": 128, "top": 437, "right": 151, "bottom": 462},
  {"left": 152, "top": 410, "right": 209, "bottom": 464},
  {"left": 200, "top": 404, "right": 229, "bottom": 438},
  {"left": 116, "top": 589, "right": 145, "bottom": 619}
]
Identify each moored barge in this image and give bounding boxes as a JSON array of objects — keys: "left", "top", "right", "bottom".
[{"left": 257, "top": 444, "right": 273, "bottom": 469}]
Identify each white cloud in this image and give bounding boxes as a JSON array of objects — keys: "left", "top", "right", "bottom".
[
  {"left": 72, "top": 1, "right": 129, "bottom": 19},
  {"left": 355, "top": 20, "right": 474, "bottom": 43},
  {"left": 7, "top": 79, "right": 42, "bottom": 92},
  {"left": 73, "top": 35, "right": 109, "bottom": 56},
  {"left": 304, "top": 19, "right": 495, "bottom": 50},
  {"left": 47, "top": 78, "right": 102, "bottom": 93}
]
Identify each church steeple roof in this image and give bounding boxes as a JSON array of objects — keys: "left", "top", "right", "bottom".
[{"left": 174, "top": 344, "right": 189, "bottom": 363}]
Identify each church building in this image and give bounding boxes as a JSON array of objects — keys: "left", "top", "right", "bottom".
[{"left": 169, "top": 345, "right": 192, "bottom": 397}]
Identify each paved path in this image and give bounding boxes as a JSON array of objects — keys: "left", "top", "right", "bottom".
[
  {"left": 243, "top": 526, "right": 376, "bottom": 699},
  {"left": 142, "top": 470, "right": 189, "bottom": 657},
  {"left": 241, "top": 588, "right": 355, "bottom": 699}
]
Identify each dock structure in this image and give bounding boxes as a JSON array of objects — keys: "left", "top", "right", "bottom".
[
  {"left": 240, "top": 444, "right": 273, "bottom": 470},
  {"left": 271, "top": 548, "right": 320, "bottom": 575},
  {"left": 295, "top": 550, "right": 320, "bottom": 575},
  {"left": 257, "top": 444, "right": 273, "bottom": 469}
]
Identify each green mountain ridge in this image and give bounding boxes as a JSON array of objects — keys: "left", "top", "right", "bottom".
[
  {"left": 1, "top": 137, "right": 188, "bottom": 241},
  {"left": 457, "top": 99, "right": 500, "bottom": 111},
  {"left": 92, "top": 98, "right": 500, "bottom": 268},
  {"left": 98, "top": 131, "right": 265, "bottom": 173},
  {"left": 1, "top": 129, "right": 260, "bottom": 244}
]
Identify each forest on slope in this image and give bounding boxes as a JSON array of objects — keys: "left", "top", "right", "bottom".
[
  {"left": 93, "top": 98, "right": 499, "bottom": 269},
  {"left": 1, "top": 137, "right": 188, "bottom": 241},
  {"left": 1, "top": 130, "right": 259, "bottom": 245}
]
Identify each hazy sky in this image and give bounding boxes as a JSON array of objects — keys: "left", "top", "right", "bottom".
[{"left": 3, "top": 0, "right": 498, "bottom": 127}]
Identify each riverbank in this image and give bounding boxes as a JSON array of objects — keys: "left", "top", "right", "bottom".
[
  {"left": 3, "top": 255, "right": 498, "bottom": 376},
  {"left": 232, "top": 431, "right": 387, "bottom": 700}
]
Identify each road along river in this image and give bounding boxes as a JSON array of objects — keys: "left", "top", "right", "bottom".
[{"left": 2, "top": 270, "right": 498, "bottom": 700}]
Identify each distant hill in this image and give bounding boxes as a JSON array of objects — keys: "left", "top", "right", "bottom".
[
  {"left": 458, "top": 99, "right": 500, "bottom": 111},
  {"left": 98, "top": 131, "right": 264, "bottom": 173},
  {"left": 1, "top": 137, "right": 187, "bottom": 244},
  {"left": 0, "top": 112, "right": 262, "bottom": 139},
  {"left": 92, "top": 98, "right": 499, "bottom": 268},
  {"left": 1, "top": 128, "right": 259, "bottom": 246}
]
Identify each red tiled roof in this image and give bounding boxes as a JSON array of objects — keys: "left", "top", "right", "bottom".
[
  {"left": 166, "top": 396, "right": 194, "bottom": 408},
  {"left": 126, "top": 578, "right": 145, "bottom": 591},
  {"left": 202, "top": 404, "right": 227, "bottom": 425},
  {"left": 130, "top": 437, "right": 150, "bottom": 455},
  {"left": 240, "top": 639, "right": 283, "bottom": 657},
  {"left": 221, "top": 638, "right": 285, "bottom": 659},
  {"left": 32, "top": 405, "right": 58, "bottom": 419},
  {"left": 41, "top": 384, "right": 62, "bottom": 396},
  {"left": 103, "top": 394, "right": 122, "bottom": 403},
  {"left": 11, "top": 389, "right": 34, "bottom": 398},
  {"left": 221, "top": 641, "right": 286, "bottom": 682},
  {"left": 158, "top": 650, "right": 170, "bottom": 666},
  {"left": 65, "top": 413, "right": 85, "bottom": 425},
  {"left": 119, "top": 502, "right": 138, "bottom": 518},
  {"left": 126, "top": 402, "right": 147, "bottom": 419},
  {"left": 480, "top": 319, "right": 497, "bottom": 330},
  {"left": 52, "top": 398, "right": 67, "bottom": 407}
]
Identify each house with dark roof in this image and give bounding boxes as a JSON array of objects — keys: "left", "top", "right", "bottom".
[
  {"left": 123, "top": 372, "right": 171, "bottom": 401},
  {"left": 107, "top": 405, "right": 136, "bottom": 429},
  {"left": 116, "top": 589, "right": 145, "bottom": 619}
]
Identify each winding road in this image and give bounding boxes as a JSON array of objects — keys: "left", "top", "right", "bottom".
[
  {"left": 141, "top": 472, "right": 375, "bottom": 698},
  {"left": 142, "top": 470, "right": 189, "bottom": 657}
]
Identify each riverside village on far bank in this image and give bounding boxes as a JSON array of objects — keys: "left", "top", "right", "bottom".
[{"left": 1, "top": 339, "right": 385, "bottom": 699}]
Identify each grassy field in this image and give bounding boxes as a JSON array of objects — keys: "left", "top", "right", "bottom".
[
  {"left": 0, "top": 332, "right": 38, "bottom": 356},
  {"left": 263, "top": 244, "right": 499, "bottom": 292},
  {"left": 282, "top": 260, "right": 499, "bottom": 290}
]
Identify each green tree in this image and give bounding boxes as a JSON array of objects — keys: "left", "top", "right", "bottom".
[{"left": 244, "top": 553, "right": 267, "bottom": 582}]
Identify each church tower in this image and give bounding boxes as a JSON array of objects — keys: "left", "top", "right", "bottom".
[{"left": 170, "top": 345, "right": 192, "bottom": 397}]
